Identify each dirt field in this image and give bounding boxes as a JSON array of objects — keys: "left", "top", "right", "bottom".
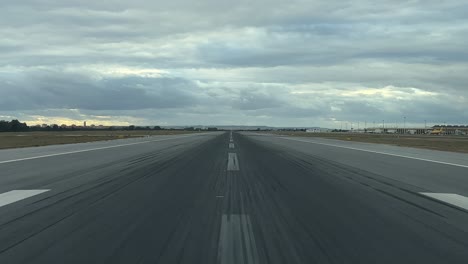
[
  {"left": 0, "top": 130, "right": 202, "bottom": 149},
  {"left": 264, "top": 131, "right": 468, "bottom": 153}
]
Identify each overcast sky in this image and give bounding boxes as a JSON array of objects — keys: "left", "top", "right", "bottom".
[{"left": 1, "top": 0, "right": 468, "bottom": 128}]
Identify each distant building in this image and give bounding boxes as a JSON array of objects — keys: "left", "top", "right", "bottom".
[
  {"left": 84, "top": 121, "right": 87, "bottom": 127},
  {"left": 431, "top": 125, "right": 468, "bottom": 135},
  {"left": 395, "top": 128, "right": 430, "bottom": 135},
  {"left": 306, "top": 128, "right": 330, "bottom": 133},
  {"left": 362, "top": 126, "right": 468, "bottom": 135}
]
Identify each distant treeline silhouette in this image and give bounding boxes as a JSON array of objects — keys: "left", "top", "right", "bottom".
[
  {"left": 0, "top": 119, "right": 212, "bottom": 132},
  {"left": 0, "top": 120, "right": 29, "bottom": 132},
  {"left": 0, "top": 120, "right": 163, "bottom": 132}
]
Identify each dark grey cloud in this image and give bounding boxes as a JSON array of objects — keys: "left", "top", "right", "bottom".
[{"left": 0, "top": 70, "right": 199, "bottom": 110}]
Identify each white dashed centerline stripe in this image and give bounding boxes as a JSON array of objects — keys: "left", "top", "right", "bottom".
[
  {"left": 0, "top": 134, "right": 198, "bottom": 165},
  {"left": 420, "top": 193, "right": 468, "bottom": 211},
  {"left": 279, "top": 137, "right": 468, "bottom": 169},
  {"left": 227, "top": 153, "right": 239, "bottom": 171},
  {"left": 218, "top": 214, "right": 259, "bottom": 264},
  {"left": 0, "top": 190, "right": 50, "bottom": 208}
]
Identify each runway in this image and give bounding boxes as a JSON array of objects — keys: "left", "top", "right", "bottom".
[{"left": 0, "top": 131, "right": 468, "bottom": 263}]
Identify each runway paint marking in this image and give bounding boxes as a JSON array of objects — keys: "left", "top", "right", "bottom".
[
  {"left": 218, "top": 214, "right": 259, "bottom": 264},
  {"left": 0, "top": 134, "right": 200, "bottom": 165},
  {"left": 229, "top": 143, "right": 235, "bottom": 149},
  {"left": 227, "top": 153, "right": 239, "bottom": 171},
  {"left": 0, "top": 190, "right": 50, "bottom": 208},
  {"left": 280, "top": 137, "right": 468, "bottom": 169},
  {"left": 216, "top": 196, "right": 225, "bottom": 198},
  {"left": 420, "top": 193, "right": 468, "bottom": 211}
]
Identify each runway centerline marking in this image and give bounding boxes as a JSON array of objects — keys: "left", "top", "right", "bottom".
[
  {"left": 0, "top": 134, "right": 200, "bottom": 165},
  {"left": 420, "top": 193, "right": 468, "bottom": 211},
  {"left": 0, "top": 190, "right": 50, "bottom": 208},
  {"left": 218, "top": 214, "right": 259, "bottom": 264},
  {"left": 229, "top": 143, "right": 235, "bottom": 149},
  {"left": 279, "top": 137, "right": 468, "bottom": 169},
  {"left": 227, "top": 153, "right": 239, "bottom": 171}
]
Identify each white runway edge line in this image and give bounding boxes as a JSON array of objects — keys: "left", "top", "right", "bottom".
[
  {"left": 420, "top": 193, "right": 468, "bottom": 211},
  {"left": 0, "top": 190, "right": 50, "bottom": 208},
  {"left": 0, "top": 134, "right": 199, "bottom": 165},
  {"left": 218, "top": 214, "right": 259, "bottom": 264},
  {"left": 227, "top": 153, "right": 240, "bottom": 171},
  {"left": 279, "top": 137, "right": 468, "bottom": 169}
]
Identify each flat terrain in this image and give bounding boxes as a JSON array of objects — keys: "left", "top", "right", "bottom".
[
  {"left": 0, "top": 132, "right": 468, "bottom": 263},
  {"left": 0, "top": 130, "right": 201, "bottom": 149},
  {"left": 264, "top": 131, "right": 468, "bottom": 153}
]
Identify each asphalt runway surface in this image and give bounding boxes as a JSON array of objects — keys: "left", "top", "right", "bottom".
[{"left": 0, "top": 131, "right": 468, "bottom": 263}]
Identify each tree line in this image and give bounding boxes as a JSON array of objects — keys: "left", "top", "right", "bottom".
[
  {"left": 0, "top": 119, "right": 216, "bottom": 132},
  {"left": 0, "top": 120, "right": 165, "bottom": 132},
  {"left": 0, "top": 120, "right": 29, "bottom": 132}
]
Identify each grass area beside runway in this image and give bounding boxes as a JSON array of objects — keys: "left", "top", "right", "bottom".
[
  {"left": 262, "top": 131, "right": 468, "bottom": 153},
  {"left": 0, "top": 130, "right": 202, "bottom": 149}
]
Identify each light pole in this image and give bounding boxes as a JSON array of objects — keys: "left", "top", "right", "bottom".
[
  {"left": 383, "top": 120, "right": 385, "bottom": 133},
  {"left": 403, "top": 116, "right": 406, "bottom": 135}
]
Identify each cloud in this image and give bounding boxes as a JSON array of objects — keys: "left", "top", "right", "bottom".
[
  {"left": 0, "top": 69, "right": 200, "bottom": 110},
  {"left": 1, "top": 0, "right": 468, "bottom": 127}
]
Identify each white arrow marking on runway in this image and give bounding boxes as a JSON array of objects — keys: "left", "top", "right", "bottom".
[
  {"left": 0, "top": 190, "right": 50, "bottom": 208},
  {"left": 420, "top": 193, "right": 468, "bottom": 211}
]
